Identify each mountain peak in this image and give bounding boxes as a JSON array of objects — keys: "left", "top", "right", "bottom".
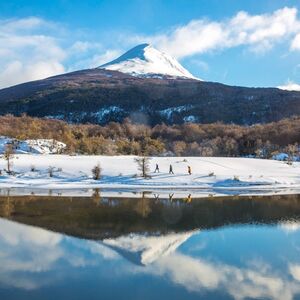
[{"left": 99, "top": 44, "right": 198, "bottom": 80}]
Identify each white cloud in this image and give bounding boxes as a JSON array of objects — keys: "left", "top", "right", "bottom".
[
  {"left": 0, "top": 17, "right": 118, "bottom": 88},
  {"left": 70, "top": 41, "right": 103, "bottom": 54},
  {"left": 291, "top": 33, "right": 300, "bottom": 50},
  {"left": 2, "top": 7, "right": 300, "bottom": 88},
  {"left": 69, "top": 49, "right": 121, "bottom": 70},
  {"left": 290, "top": 264, "right": 300, "bottom": 282},
  {"left": 0, "top": 17, "right": 48, "bottom": 32},
  {"left": 277, "top": 81, "right": 300, "bottom": 91},
  {"left": 89, "top": 50, "right": 121, "bottom": 67},
  {"left": 0, "top": 217, "right": 117, "bottom": 290},
  {"left": 0, "top": 17, "right": 67, "bottom": 88},
  {"left": 0, "top": 60, "right": 65, "bottom": 87},
  {"left": 132, "top": 7, "right": 300, "bottom": 58},
  {"left": 146, "top": 253, "right": 300, "bottom": 300}
]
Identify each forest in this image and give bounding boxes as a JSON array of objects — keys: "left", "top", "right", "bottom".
[{"left": 0, "top": 114, "right": 299, "bottom": 157}]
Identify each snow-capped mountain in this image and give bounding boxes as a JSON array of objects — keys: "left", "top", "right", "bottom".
[
  {"left": 99, "top": 43, "right": 198, "bottom": 80},
  {"left": 102, "top": 230, "right": 198, "bottom": 266},
  {"left": 1, "top": 45, "right": 300, "bottom": 126}
]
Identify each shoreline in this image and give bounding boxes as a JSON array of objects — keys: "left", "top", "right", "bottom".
[{"left": 1, "top": 154, "right": 300, "bottom": 197}]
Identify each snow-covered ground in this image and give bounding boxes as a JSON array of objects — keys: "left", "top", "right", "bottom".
[
  {"left": 0, "top": 137, "right": 66, "bottom": 154},
  {"left": 0, "top": 155, "right": 300, "bottom": 197}
]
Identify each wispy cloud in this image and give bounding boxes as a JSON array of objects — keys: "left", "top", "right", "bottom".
[
  {"left": 0, "top": 17, "right": 120, "bottom": 88},
  {"left": 0, "top": 17, "right": 66, "bottom": 88},
  {"left": 133, "top": 7, "right": 300, "bottom": 59}
]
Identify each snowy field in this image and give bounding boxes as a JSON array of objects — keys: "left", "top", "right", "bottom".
[{"left": 1, "top": 155, "right": 300, "bottom": 197}]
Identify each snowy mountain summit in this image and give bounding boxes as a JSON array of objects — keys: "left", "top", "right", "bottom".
[
  {"left": 99, "top": 43, "right": 198, "bottom": 80},
  {"left": 102, "top": 231, "right": 197, "bottom": 266}
]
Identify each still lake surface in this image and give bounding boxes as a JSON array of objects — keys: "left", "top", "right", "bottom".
[{"left": 0, "top": 191, "right": 300, "bottom": 300}]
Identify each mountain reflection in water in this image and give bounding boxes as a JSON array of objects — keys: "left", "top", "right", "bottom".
[{"left": 0, "top": 192, "right": 299, "bottom": 300}]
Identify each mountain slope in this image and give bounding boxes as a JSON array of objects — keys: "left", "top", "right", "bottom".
[
  {"left": 0, "top": 43, "right": 300, "bottom": 125},
  {"left": 99, "top": 43, "right": 197, "bottom": 80},
  {"left": 0, "top": 67, "right": 300, "bottom": 125}
]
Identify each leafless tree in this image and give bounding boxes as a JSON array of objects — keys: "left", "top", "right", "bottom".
[
  {"left": 135, "top": 156, "right": 151, "bottom": 178},
  {"left": 48, "top": 166, "right": 55, "bottom": 177},
  {"left": 3, "top": 144, "right": 15, "bottom": 174}
]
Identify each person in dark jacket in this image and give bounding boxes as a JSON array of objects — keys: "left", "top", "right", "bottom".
[
  {"left": 188, "top": 165, "right": 192, "bottom": 175},
  {"left": 154, "top": 163, "right": 159, "bottom": 173},
  {"left": 169, "top": 164, "right": 174, "bottom": 174}
]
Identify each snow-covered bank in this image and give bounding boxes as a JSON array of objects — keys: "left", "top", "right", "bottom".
[
  {"left": 1, "top": 155, "right": 300, "bottom": 196},
  {"left": 0, "top": 136, "right": 66, "bottom": 154}
]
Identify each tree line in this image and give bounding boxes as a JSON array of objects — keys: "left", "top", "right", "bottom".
[{"left": 0, "top": 114, "right": 299, "bottom": 158}]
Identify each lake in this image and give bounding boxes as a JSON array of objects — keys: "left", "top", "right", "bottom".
[{"left": 0, "top": 191, "right": 300, "bottom": 300}]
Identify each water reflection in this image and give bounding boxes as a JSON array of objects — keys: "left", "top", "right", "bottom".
[{"left": 0, "top": 193, "right": 299, "bottom": 300}]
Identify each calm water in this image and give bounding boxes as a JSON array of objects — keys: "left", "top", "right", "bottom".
[{"left": 0, "top": 192, "right": 300, "bottom": 300}]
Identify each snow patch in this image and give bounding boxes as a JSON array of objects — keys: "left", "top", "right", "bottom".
[
  {"left": 159, "top": 105, "right": 194, "bottom": 119},
  {"left": 0, "top": 137, "right": 66, "bottom": 154},
  {"left": 91, "top": 106, "right": 124, "bottom": 122},
  {"left": 183, "top": 115, "right": 197, "bottom": 123}
]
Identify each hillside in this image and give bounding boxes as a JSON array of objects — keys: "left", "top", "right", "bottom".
[
  {"left": 0, "top": 115, "right": 300, "bottom": 157},
  {"left": 0, "top": 45, "right": 300, "bottom": 126}
]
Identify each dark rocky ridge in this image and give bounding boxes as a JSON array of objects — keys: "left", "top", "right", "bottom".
[{"left": 0, "top": 68, "right": 300, "bottom": 125}]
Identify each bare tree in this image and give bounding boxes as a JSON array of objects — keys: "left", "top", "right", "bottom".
[
  {"left": 92, "top": 163, "right": 102, "bottom": 180},
  {"left": 135, "top": 156, "right": 151, "bottom": 178},
  {"left": 3, "top": 144, "right": 15, "bottom": 174},
  {"left": 286, "top": 143, "right": 298, "bottom": 165},
  {"left": 48, "top": 166, "right": 55, "bottom": 177}
]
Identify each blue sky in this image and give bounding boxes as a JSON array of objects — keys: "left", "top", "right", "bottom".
[{"left": 1, "top": 0, "right": 300, "bottom": 89}]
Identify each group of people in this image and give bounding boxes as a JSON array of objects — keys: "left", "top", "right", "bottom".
[
  {"left": 154, "top": 164, "right": 192, "bottom": 175},
  {"left": 154, "top": 193, "right": 192, "bottom": 203}
]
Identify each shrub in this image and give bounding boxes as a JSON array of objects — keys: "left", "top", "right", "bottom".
[
  {"left": 92, "top": 164, "right": 102, "bottom": 180},
  {"left": 233, "top": 175, "right": 240, "bottom": 181}
]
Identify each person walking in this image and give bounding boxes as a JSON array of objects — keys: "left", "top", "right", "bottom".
[
  {"left": 188, "top": 165, "right": 192, "bottom": 175},
  {"left": 154, "top": 163, "right": 160, "bottom": 173},
  {"left": 169, "top": 193, "right": 174, "bottom": 201},
  {"left": 169, "top": 164, "right": 174, "bottom": 174}
]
